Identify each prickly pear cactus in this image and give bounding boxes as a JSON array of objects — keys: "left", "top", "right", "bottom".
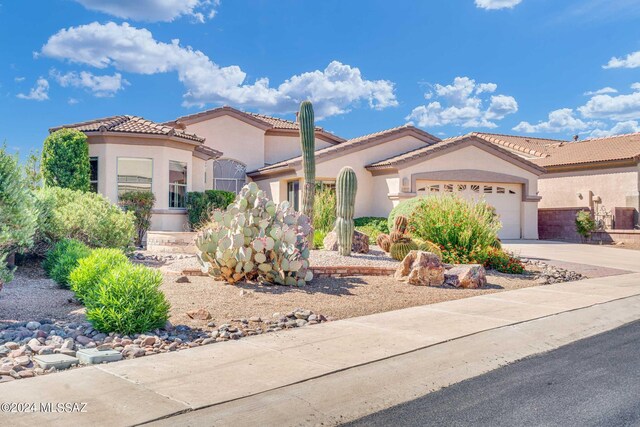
[
  {"left": 335, "top": 167, "right": 357, "bottom": 256},
  {"left": 195, "top": 182, "right": 313, "bottom": 286}
]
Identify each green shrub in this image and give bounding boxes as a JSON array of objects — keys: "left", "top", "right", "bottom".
[
  {"left": 575, "top": 210, "right": 596, "bottom": 241},
  {"left": 85, "top": 263, "right": 170, "bottom": 334},
  {"left": 34, "top": 187, "right": 135, "bottom": 254},
  {"left": 119, "top": 191, "right": 155, "bottom": 247},
  {"left": 387, "top": 197, "right": 428, "bottom": 231},
  {"left": 482, "top": 247, "right": 525, "bottom": 274},
  {"left": 186, "top": 190, "right": 236, "bottom": 230},
  {"left": 42, "top": 129, "right": 91, "bottom": 191},
  {"left": 313, "top": 229, "right": 326, "bottom": 249},
  {"left": 354, "top": 217, "right": 389, "bottom": 240},
  {"left": 69, "top": 248, "right": 129, "bottom": 303},
  {"left": 0, "top": 146, "right": 38, "bottom": 283},
  {"left": 313, "top": 187, "right": 336, "bottom": 233},
  {"left": 45, "top": 239, "right": 92, "bottom": 287},
  {"left": 408, "top": 194, "right": 501, "bottom": 264}
]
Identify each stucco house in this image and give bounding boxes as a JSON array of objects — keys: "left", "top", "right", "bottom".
[
  {"left": 52, "top": 106, "right": 547, "bottom": 239},
  {"left": 471, "top": 132, "right": 640, "bottom": 238}
]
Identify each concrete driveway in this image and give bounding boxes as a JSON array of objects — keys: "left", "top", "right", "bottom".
[{"left": 503, "top": 240, "right": 640, "bottom": 273}]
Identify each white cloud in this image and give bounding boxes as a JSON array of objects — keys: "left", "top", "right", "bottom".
[
  {"left": 406, "top": 76, "right": 517, "bottom": 128},
  {"left": 583, "top": 87, "right": 618, "bottom": 96},
  {"left": 589, "top": 120, "right": 640, "bottom": 137},
  {"left": 40, "top": 22, "right": 397, "bottom": 118},
  {"left": 631, "top": 82, "right": 640, "bottom": 91},
  {"left": 578, "top": 85, "right": 640, "bottom": 121},
  {"left": 16, "top": 78, "right": 49, "bottom": 101},
  {"left": 68, "top": 98, "right": 80, "bottom": 105},
  {"left": 72, "top": 0, "right": 220, "bottom": 23},
  {"left": 475, "top": 0, "right": 522, "bottom": 10},
  {"left": 513, "top": 108, "right": 595, "bottom": 133},
  {"left": 50, "top": 69, "right": 127, "bottom": 97},
  {"left": 603, "top": 50, "right": 640, "bottom": 69},
  {"left": 14, "top": 76, "right": 25, "bottom": 83}
]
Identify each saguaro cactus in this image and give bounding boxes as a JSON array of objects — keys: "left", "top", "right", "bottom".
[
  {"left": 335, "top": 167, "right": 357, "bottom": 256},
  {"left": 299, "top": 101, "right": 316, "bottom": 221}
]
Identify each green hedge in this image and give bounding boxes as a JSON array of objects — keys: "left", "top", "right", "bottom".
[
  {"left": 186, "top": 190, "right": 236, "bottom": 230},
  {"left": 387, "top": 197, "right": 428, "bottom": 231},
  {"left": 85, "top": 263, "right": 170, "bottom": 335},
  {"left": 34, "top": 187, "right": 135, "bottom": 254},
  {"left": 44, "top": 239, "right": 92, "bottom": 288},
  {"left": 42, "top": 129, "right": 91, "bottom": 192}
]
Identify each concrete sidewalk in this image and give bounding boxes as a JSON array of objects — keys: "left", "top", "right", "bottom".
[
  {"left": 2, "top": 272, "right": 640, "bottom": 426},
  {"left": 504, "top": 240, "right": 640, "bottom": 273}
]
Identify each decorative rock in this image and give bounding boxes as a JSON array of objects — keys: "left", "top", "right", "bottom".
[
  {"left": 445, "top": 264, "right": 487, "bottom": 289},
  {"left": 122, "top": 345, "right": 145, "bottom": 359},
  {"left": 5, "top": 342, "right": 19, "bottom": 350},
  {"left": 141, "top": 336, "right": 157, "bottom": 347},
  {"left": 14, "top": 355, "right": 31, "bottom": 366},
  {"left": 33, "top": 354, "right": 79, "bottom": 370},
  {"left": 76, "top": 335, "right": 92, "bottom": 346},
  {"left": 76, "top": 348, "right": 123, "bottom": 365},
  {"left": 186, "top": 308, "right": 212, "bottom": 321},
  {"left": 17, "top": 370, "right": 35, "bottom": 379},
  {"left": 394, "top": 251, "right": 445, "bottom": 286},
  {"left": 323, "top": 230, "right": 370, "bottom": 254},
  {"left": 176, "top": 276, "right": 190, "bottom": 283},
  {"left": 294, "top": 310, "right": 311, "bottom": 320},
  {"left": 26, "top": 321, "right": 41, "bottom": 330}
]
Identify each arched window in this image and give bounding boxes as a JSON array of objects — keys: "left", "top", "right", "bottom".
[{"left": 212, "top": 159, "right": 246, "bottom": 194}]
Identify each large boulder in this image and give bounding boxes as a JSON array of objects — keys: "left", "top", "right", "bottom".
[
  {"left": 444, "top": 264, "right": 487, "bottom": 289},
  {"left": 394, "top": 250, "right": 445, "bottom": 286},
  {"left": 323, "top": 230, "right": 370, "bottom": 254}
]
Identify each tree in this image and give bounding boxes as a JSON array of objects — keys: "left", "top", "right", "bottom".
[
  {"left": 119, "top": 191, "right": 156, "bottom": 247},
  {"left": 42, "top": 129, "right": 90, "bottom": 191},
  {"left": 0, "top": 146, "right": 38, "bottom": 287},
  {"left": 24, "top": 148, "right": 43, "bottom": 190}
]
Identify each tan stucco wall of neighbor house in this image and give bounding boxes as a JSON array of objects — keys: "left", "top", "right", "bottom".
[
  {"left": 191, "top": 156, "right": 206, "bottom": 192},
  {"left": 183, "top": 115, "right": 266, "bottom": 172},
  {"left": 255, "top": 135, "right": 430, "bottom": 216},
  {"left": 538, "top": 165, "right": 640, "bottom": 212},
  {"left": 88, "top": 136, "right": 197, "bottom": 232},
  {"left": 264, "top": 134, "right": 333, "bottom": 165}
]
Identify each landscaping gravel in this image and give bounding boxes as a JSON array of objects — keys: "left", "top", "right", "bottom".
[{"left": 309, "top": 245, "right": 399, "bottom": 267}]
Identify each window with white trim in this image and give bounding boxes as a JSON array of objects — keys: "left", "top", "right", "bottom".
[
  {"left": 212, "top": 159, "right": 246, "bottom": 194},
  {"left": 169, "top": 161, "right": 187, "bottom": 208},
  {"left": 89, "top": 157, "right": 98, "bottom": 193},
  {"left": 117, "top": 157, "right": 152, "bottom": 196}
]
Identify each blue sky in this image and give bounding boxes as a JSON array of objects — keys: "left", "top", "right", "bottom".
[{"left": 2, "top": 0, "right": 640, "bottom": 158}]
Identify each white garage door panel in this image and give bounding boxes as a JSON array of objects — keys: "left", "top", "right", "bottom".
[{"left": 416, "top": 181, "right": 521, "bottom": 239}]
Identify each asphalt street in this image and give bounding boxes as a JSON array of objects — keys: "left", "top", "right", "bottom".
[{"left": 346, "top": 320, "right": 640, "bottom": 427}]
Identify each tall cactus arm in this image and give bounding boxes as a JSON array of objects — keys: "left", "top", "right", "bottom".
[{"left": 335, "top": 166, "right": 357, "bottom": 256}]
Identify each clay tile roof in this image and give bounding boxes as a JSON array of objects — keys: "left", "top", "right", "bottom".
[
  {"left": 531, "top": 132, "right": 640, "bottom": 167},
  {"left": 248, "top": 125, "right": 440, "bottom": 176},
  {"left": 471, "top": 132, "right": 566, "bottom": 158},
  {"left": 246, "top": 112, "right": 321, "bottom": 131},
  {"left": 50, "top": 115, "right": 205, "bottom": 143},
  {"left": 366, "top": 134, "right": 546, "bottom": 174}
]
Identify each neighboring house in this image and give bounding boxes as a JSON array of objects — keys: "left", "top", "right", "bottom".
[
  {"left": 473, "top": 132, "right": 640, "bottom": 236},
  {"left": 51, "top": 107, "right": 547, "bottom": 239}
]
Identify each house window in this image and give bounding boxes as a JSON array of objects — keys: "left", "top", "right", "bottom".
[
  {"left": 117, "top": 157, "right": 152, "bottom": 196},
  {"left": 457, "top": 184, "right": 467, "bottom": 192},
  {"left": 484, "top": 185, "right": 493, "bottom": 194},
  {"left": 89, "top": 157, "right": 98, "bottom": 193},
  {"left": 496, "top": 187, "right": 506, "bottom": 194},
  {"left": 429, "top": 184, "right": 440, "bottom": 193},
  {"left": 169, "top": 161, "right": 187, "bottom": 209},
  {"left": 471, "top": 185, "right": 480, "bottom": 193},
  {"left": 287, "top": 180, "right": 300, "bottom": 211},
  {"left": 444, "top": 184, "right": 454, "bottom": 192},
  {"left": 213, "top": 159, "right": 246, "bottom": 194},
  {"left": 315, "top": 180, "right": 336, "bottom": 192}
]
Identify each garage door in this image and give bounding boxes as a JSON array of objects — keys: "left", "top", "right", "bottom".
[{"left": 416, "top": 181, "right": 522, "bottom": 239}]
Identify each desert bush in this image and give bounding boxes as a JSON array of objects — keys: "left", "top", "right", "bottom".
[
  {"left": 354, "top": 217, "right": 388, "bottom": 240},
  {"left": 414, "top": 239, "right": 443, "bottom": 260},
  {"left": 119, "top": 191, "right": 155, "bottom": 247},
  {"left": 313, "top": 229, "right": 326, "bottom": 249},
  {"left": 195, "top": 182, "right": 313, "bottom": 286},
  {"left": 0, "top": 147, "right": 38, "bottom": 284},
  {"left": 575, "top": 210, "right": 596, "bottom": 241},
  {"left": 408, "top": 194, "right": 501, "bottom": 264},
  {"left": 186, "top": 190, "right": 236, "bottom": 230},
  {"left": 85, "top": 263, "right": 170, "bottom": 334},
  {"left": 387, "top": 197, "right": 428, "bottom": 232},
  {"left": 313, "top": 187, "right": 336, "bottom": 233},
  {"left": 34, "top": 187, "right": 135, "bottom": 253},
  {"left": 482, "top": 247, "right": 525, "bottom": 274},
  {"left": 45, "top": 239, "right": 91, "bottom": 287},
  {"left": 42, "top": 129, "right": 91, "bottom": 191},
  {"left": 69, "top": 248, "right": 129, "bottom": 303}
]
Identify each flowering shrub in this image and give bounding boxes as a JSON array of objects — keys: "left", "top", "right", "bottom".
[
  {"left": 408, "top": 194, "right": 501, "bottom": 264},
  {"left": 482, "top": 247, "right": 525, "bottom": 274},
  {"left": 387, "top": 197, "right": 428, "bottom": 232}
]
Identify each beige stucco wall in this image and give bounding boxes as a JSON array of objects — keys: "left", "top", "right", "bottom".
[
  {"left": 183, "top": 115, "right": 266, "bottom": 172},
  {"left": 538, "top": 165, "right": 640, "bottom": 212},
  {"left": 88, "top": 136, "right": 197, "bottom": 232},
  {"left": 264, "top": 134, "right": 333, "bottom": 165},
  {"left": 192, "top": 156, "right": 206, "bottom": 192}
]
